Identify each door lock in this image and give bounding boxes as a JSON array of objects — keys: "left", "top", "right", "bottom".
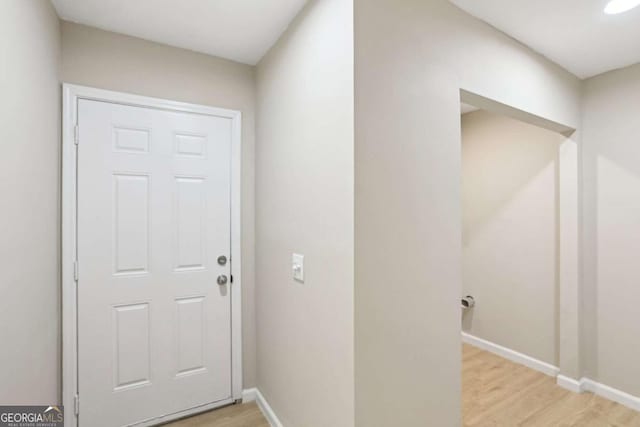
[
  {"left": 217, "top": 275, "right": 228, "bottom": 285},
  {"left": 217, "top": 255, "right": 227, "bottom": 266}
]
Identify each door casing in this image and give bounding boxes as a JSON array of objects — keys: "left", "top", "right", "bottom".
[{"left": 62, "top": 84, "right": 243, "bottom": 427}]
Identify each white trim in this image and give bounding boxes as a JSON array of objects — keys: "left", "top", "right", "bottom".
[
  {"left": 463, "top": 331, "right": 640, "bottom": 412},
  {"left": 230, "top": 95, "right": 243, "bottom": 400},
  {"left": 255, "top": 389, "right": 283, "bottom": 427},
  {"left": 62, "top": 84, "right": 243, "bottom": 427},
  {"left": 62, "top": 83, "right": 79, "bottom": 427},
  {"left": 556, "top": 376, "right": 640, "bottom": 412},
  {"left": 242, "top": 388, "right": 257, "bottom": 402},
  {"left": 462, "top": 332, "right": 560, "bottom": 377},
  {"left": 556, "top": 375, "right": 584, "bottom": 393},
  {"left": 582, "top": 378, "right": 640, "bottom": 412}
]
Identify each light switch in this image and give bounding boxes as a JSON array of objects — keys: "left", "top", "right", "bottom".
[{"left": 292, "top": 253, "right": 304, "bottom": 282}]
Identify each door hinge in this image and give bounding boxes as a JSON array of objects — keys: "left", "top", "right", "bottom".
[
  {"left": 74, "top": 124, "right": 79, "bottom": 145},
  {"left": 73, "top": 261, "right": 79, "bottom": 282},
  {"left": 74, "top": 394, "right": 79, "bottom": 415}
]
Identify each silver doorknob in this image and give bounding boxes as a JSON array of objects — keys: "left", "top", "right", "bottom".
[{"left": 217, "top": 275, "right": 228, "bottom": 285}]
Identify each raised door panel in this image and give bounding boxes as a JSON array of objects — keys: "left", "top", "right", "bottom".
[
  {"left": 174, "top": 177, "right": 206, "bottom": 272},
  {"left": 175, "top": 296, "right": 206, "bottom": 377},
  {"left": 113, "top": 174, "right": 150, "bottom": 276},
  {"left": 112, "top": 303, "right": 151, "bottom": 391}
]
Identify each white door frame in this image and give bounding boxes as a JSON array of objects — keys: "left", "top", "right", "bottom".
[{"left": 62, "top": 84, "right": 243, "bottom": 427}]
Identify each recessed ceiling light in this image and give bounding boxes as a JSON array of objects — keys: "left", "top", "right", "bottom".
[{"left": 604, "top": 0, "right": 640, "bottom": 14}]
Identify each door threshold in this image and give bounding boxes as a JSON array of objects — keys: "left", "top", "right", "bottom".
[{"left": 129, "top": 397, "right": 235, "bottom": 427}]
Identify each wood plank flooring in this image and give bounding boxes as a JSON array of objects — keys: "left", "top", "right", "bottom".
[
  {"left": 164, "top": 402, "right": 268, "bottom": 427},
  {"left": 463, "top": 343, "right": 640, "bottom": 426},
  {"left": 166, "top": 345, "right": 640, "bottom": 426}
]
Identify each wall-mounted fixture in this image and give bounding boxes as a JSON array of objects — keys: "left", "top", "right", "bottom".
[
  {"left": 604, "top": 0, "right": 640, "bottom": 14},
  {"left": 461, "top": 295, "right": 475, "bottom": 310},
  {"left": 292, "top": 253, "right": 304, "bottom": 282}
]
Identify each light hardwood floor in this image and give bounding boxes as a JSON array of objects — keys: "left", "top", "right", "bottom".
[
  {"left": 164, "top": 402, "right": 268, "bottom": 427},
  {"left": 166, "top": 345, "right": 640, "bottom": 427},
  {"left": 463, "top": 343, "right": 640, "bottom": 426}
]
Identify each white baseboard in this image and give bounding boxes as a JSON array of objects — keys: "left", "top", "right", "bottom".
[
  {"left": 243, "top": 388, "right": 283, "bottom": 427},
  {"left": 582, "top": 378, "right": 640, "bottom": 412},
  {"left": 462, "top": 333, "right": 640, "bottom": 412},
  {"left": 556, "top": 375, "right": 584, "bottom": 393},
  {"left": 555, "top": 377, "right": 640, "bottom": 412},
  {"left": 462, "top": 332, "right": 560, "bottom": 377},
  {"left": 242, "top": 387, "right": 258, "bottom": 402},
  {"left": 244, "top": 356, "right": 640, "bottom": 423}
]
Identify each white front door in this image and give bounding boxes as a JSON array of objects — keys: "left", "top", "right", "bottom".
[{"left": 77, "top": 99, "right": 233, "bottom": 426}]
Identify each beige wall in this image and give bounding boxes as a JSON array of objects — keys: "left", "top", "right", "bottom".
[
  {"left": 61, "top": 22, "right": 258, "bottom": 388},
  {"left": 10, "top": 0, "right": 640, "bottom": 419},
  {"left": 255, "top": 0, "right": 354, "bottom": 425},
  {"left": 582, "top": 63, "right": 640, "bottom": 396},
  {"left": 354, "top": 0, "right": 581, "bottom": 425},
  {"left": 461, "top": 110, "right": 565, "bottom": 365},
  {"left": 0, "top": 0, "right": 61, "bottom": 404}
]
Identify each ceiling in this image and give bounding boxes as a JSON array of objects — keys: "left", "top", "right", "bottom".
[
  {"left": 449, "top": 0, "right": 640, "bottom": 78},
  {"left": 52, "top": 0, "right": 640, "bottom": 77},
  {"left": 51, "top": 0, "right": 308, "bottom": 65}
]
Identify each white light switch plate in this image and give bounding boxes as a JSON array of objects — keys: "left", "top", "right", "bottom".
[{"left": 292, "top": 253, "right": 304, "bottom": 282}]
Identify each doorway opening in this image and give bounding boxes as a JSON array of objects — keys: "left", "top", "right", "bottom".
[{"left": 458, "top": 90, "right": 580, "bottom": 425}]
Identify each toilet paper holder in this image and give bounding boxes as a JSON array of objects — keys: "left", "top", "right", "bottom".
[{"left": 461, "top": 295, "right": 475, "bottom": 310}]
